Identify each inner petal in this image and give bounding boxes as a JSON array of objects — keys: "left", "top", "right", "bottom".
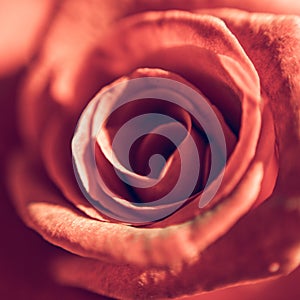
[{"left": 72, "top": 66, "right": 244, "bottom": 224}]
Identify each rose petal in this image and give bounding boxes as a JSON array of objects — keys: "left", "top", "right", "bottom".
[{"left": 200, "top": 9, "right": 300, "bottom": 193}]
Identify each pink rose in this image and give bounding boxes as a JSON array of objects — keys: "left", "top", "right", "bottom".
[{"left": 1, "top": 0, "right": 299, "bottom": 299}]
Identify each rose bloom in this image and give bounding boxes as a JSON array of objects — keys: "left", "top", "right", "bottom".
[{"left": 1, "top": 0, "right": 300, "bottom": 299}]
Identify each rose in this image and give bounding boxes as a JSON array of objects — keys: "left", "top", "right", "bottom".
[
  {"left": 5, "top": 1, "right": 300, "bottom": 298},
  {"left": 4, "top": 1, "right": 300, "bottom": 299}
]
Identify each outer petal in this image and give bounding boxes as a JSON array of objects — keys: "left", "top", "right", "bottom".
[
  {"left": 7, "top": 103, "right": 282, "bottom": 299},
  {"left": 199, "top": 9, "right": 300, "bottom": 190},
  {"left": 17, "top": 0, "right": 300, "bottom": 147}
]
